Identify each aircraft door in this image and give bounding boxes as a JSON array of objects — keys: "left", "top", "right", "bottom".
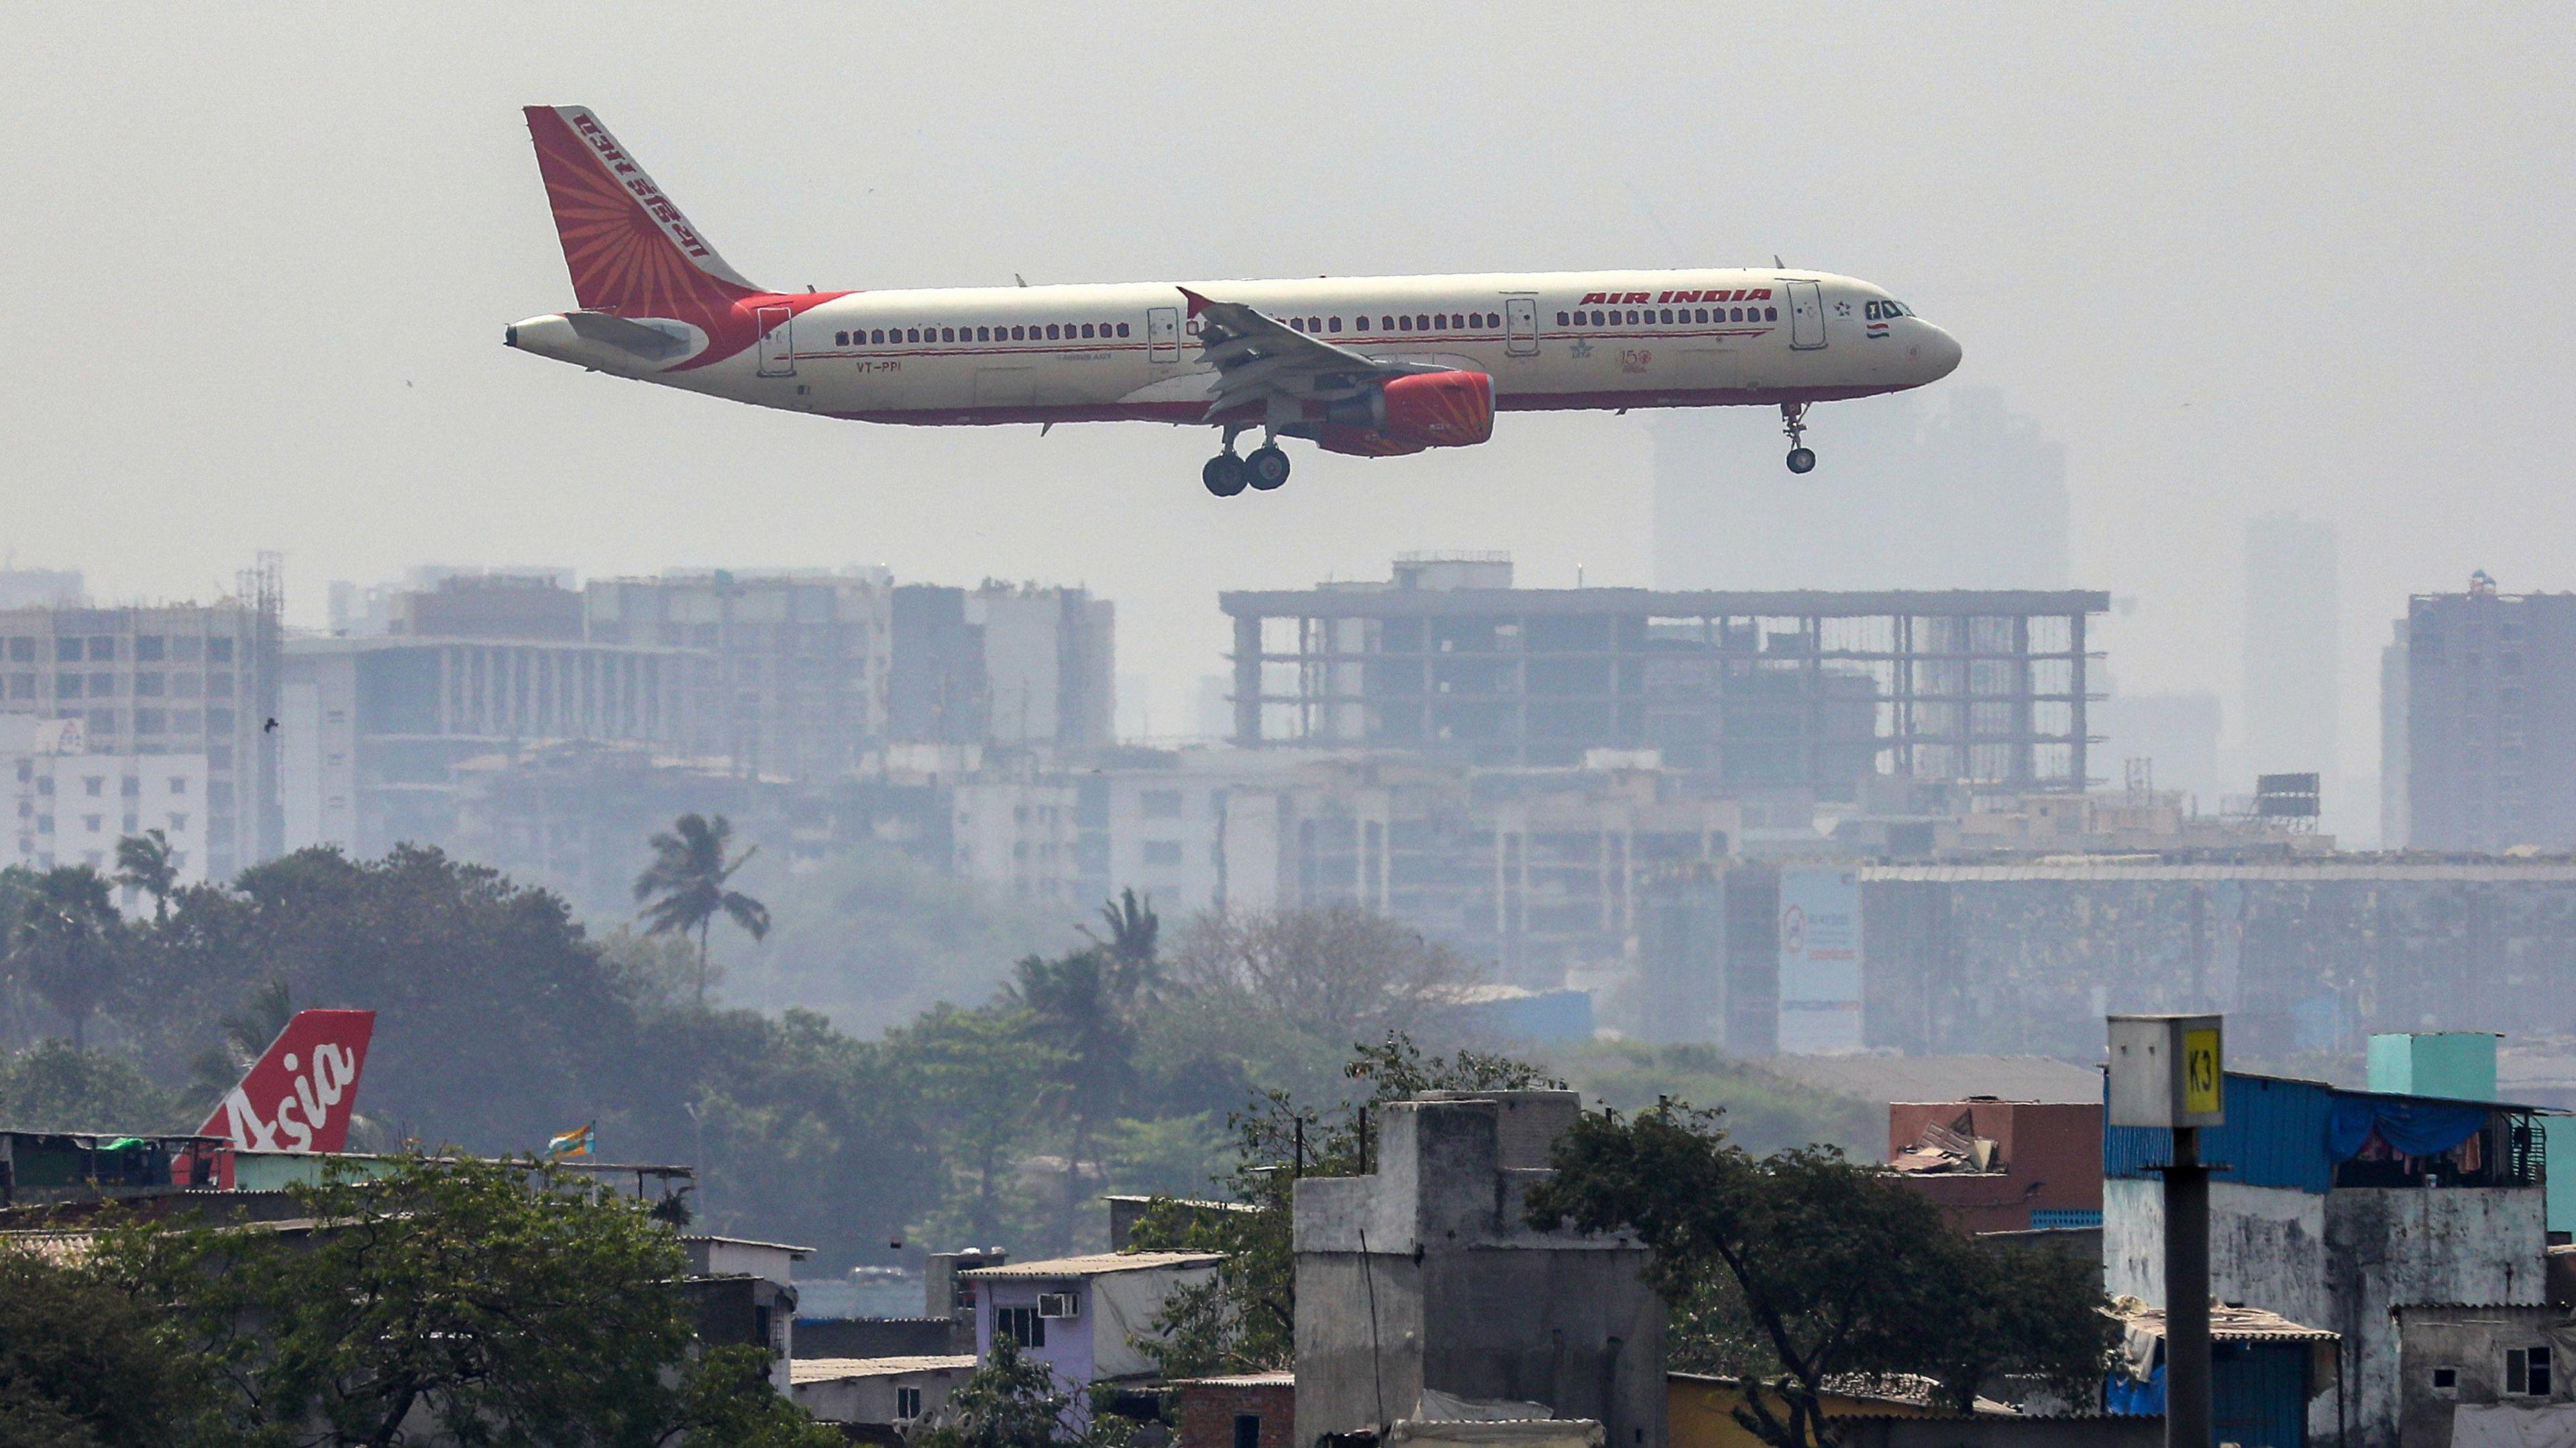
[
  {"left": 1786, "top": 281, "right": 1825, "bottom": 350},
  {"left": 755, "top": 306, "right": 796, "bottom": 376},
  {"left": 1505, "top": 298, "right": 1538, "bottom": 357},
  {"left": 1147, "top": 306, "right": 1180, "bottom": 364}
]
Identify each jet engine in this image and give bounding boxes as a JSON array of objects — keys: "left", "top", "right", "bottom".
[{"left": 1318, "top": 370, "right": 1495, "bottom": 456}]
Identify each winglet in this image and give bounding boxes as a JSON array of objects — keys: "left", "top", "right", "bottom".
[{"left": 1177, "top": 286, "right": 1213, "bottom": 319}]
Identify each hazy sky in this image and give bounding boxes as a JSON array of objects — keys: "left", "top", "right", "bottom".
[{"left": 3, "top": 6, "right": 2569, "bottom": 797}]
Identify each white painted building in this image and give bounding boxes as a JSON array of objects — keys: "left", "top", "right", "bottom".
[{"left": 0, "top": 716, "right": 210, "bottom": 901}]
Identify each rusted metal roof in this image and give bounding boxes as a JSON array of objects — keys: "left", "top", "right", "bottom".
[
  {"left": 2108, "top": 1296, "right": 2339, "bottom": 1343},
  {"left": 791, "top": 1355, "right": 975, "bottom": 1384},
  {"left": 959, "top": 1249, "right": 1223, "bottom": 1280}
]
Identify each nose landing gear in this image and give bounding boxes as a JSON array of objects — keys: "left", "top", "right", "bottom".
[{"left": 1781, "top": 402, "right": 1817, "bottom": 474}]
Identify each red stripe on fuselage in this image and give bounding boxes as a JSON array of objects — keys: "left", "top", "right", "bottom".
[{"left": 822, "top": 382, "right": 1904, "bottom": 429}]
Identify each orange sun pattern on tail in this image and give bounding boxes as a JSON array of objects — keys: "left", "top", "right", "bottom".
[{"left": 523, "top": 105, "right": 756, "bottom": 319}]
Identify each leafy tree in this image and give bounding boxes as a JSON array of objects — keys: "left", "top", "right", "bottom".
[
  {"left": 181, "top": 979, "right": 294, "bottom": 1115},
  {"left": 662, "top": 1007, "right": 938, "bottom": 1258},
  {"left": 888, "top": 1003, "right": 1058, "bottom": 1246},
  {"left": 112, "top": 830, "right": 177, "bottom": 922},
  {"left": 674, "top": 1343, "right": 846, "bottom": 1448},
  {"left": 0, "top": 1242, "right": 195, "bottom": 1447},
  {"left": 916, "top": 1334, "right": 1148, "bottom": 1448},
  {"left": 1163, "top": 905, "right": 1479, "bottom": 1048},
  {"left": 1010, "top": 930, "right": 1159, "bottom": 1251},
  {"left": 9, "top": 867, "right": 124, "bottom": 1049},
  {"left": 1130, "top": 1035, "right": 1560, "bottom": 1376},
  {"left": 0, "top": 1040, "right": 181, "bottom": 1133},
  {"left": 90, "top": 1150, "right": 816, "bottom": 1448},
  {"left": 1081, "top": 888, "right": 1159, "bottom": 973},
  {"left": 634, "top": 813, "right": 771, "bottom": 1007},
  {"left": 1522, "top": 1102, "right": 2114, "bottom": 1447}
]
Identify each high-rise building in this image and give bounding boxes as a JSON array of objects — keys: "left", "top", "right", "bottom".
[
  {"left": 0, "top": 716, "right": 211, "bottom": 897},
  {"left": 2241, "top": 514, "right": 2340, "bottom": 795},
  {"left": 1652, "top": 386, "right": 2069, "bottom": 591},
  {"left": 2401, "top": 575, "right": 2576, "bottom": 852},
  {"left": 890, "top": 583, "right": 1114, "bottom": 754},
  {"left": 0, "top": 599, "right": 278, "bottom": 879},
  {"left": 2381, "top": 618, "right": 2410, "bottom": 848},
  {"left": 581, "top": 570, "right": 892, "bottom": 777}
]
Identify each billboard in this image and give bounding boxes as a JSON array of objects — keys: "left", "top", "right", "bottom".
[{"left": 1778, "top": 867, "right": 1863, "bottom": 1054}]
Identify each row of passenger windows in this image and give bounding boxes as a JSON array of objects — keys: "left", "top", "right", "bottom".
[
  {"left": 1558, "top": 306, "right": 1776, "bottom": 327},
  {"left": 834, "top": 322, "right": 1135, "bottom": 346},
  {"left": 1284, "top": 311, "right": 1503, "bottom": 335}
]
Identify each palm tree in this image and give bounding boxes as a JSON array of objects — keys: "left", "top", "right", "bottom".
[
  {"left": 9, "top": 866, "right": 125, "bottom": 1049},
  {"left": 633, "top": 813, "right": 769, "bottom": 1007},
  {"left": 114, "top": 828, "right": 178, "bottom": 922}
]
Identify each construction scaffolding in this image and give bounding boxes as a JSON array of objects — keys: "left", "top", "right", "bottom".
[{"left": 1221, "top": 583, "right": 2108, "bottom": 795}]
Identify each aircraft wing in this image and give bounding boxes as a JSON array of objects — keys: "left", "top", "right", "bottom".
[{"left": 1182, "top": 288, "right": 1422, "bottom": 422}]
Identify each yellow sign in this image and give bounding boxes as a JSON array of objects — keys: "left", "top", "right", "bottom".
[{"left": 2182, "top": 1027, "right": 2223, "bottom": 1117}]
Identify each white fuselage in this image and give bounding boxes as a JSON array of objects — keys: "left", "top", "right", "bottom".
[{"left": 508, "top": 267, "right": 1961, "bottom": 428}]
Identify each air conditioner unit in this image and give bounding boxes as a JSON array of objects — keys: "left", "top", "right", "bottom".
[{"left": 1036, "top": 1292, "right": 1079, "bottom": 1319}]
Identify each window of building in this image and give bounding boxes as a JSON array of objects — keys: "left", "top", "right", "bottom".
[
  {"left": 207, "top": 638, "right": 232, "bottom": 663},
  {"left": 1140, "top": 789, "right": 1183, "bottom": 818},
  {"left": 55, "top": 638, "right": 80, "bottom": 663},
  {"left": 56, "top": 673, "right": 80, "bottom": 699},
  {"left": 169, "top": 777, "right": 188, "bottom": 796},
  {"left": 83, "top": 777, "right": 102, "bottom": 797},
  {"left": 1235, "top": 1415, "right": 1262, "bottom": 1448},
  {"left": 898, "top": 1387, "right": 923, "bottom": 1420},
  {"left": 119, "top": 776, "right": 138, "bottom": 797},
  {"left": 83, "top": 815, "right": 101, "bottom": 833},
  {"left": 88, "top": 637, "right": 114, "bottom": 661},
  {"left": 120, "top": 814, "right": 136, "bottom": 833},
  {"left": 36, "top": 816, "right": 50, "bottom": 834},
  {"left": 88, "top": 672, "right": 113, "bottom": 695},
  {"left": 996, "top": 1306, "right": 1045, "bottom": 1349},
  {"left": 5, "top": 638, "right": 27, "bottom": 662},
  {"left": 2433, "top": 1366, "right": 2459, "bottom": 1392},
  {"left": 2509, "top": 1345, "right": 2554, "bottom": 1396},
  {"left": 207, "top": 673, "right": 234, "bottom": 698},
  {"left": 169, "top": 813, "right": 189, "bottom": 832},
  {"left": 1142, "top": 840, "right": 1183, "bottom": 866},
  {"left": 135, "top": 671, "right": 163, "bottom": 697},
  {"left": 134, "top": 636, "right": 164, "bottom": 662},
  {"left": 87, "top": 710, "right": 116, "bottom": 736},
  {"left": 133, "top": 710, "right": 164, "bottom": 735},
  {"left": 36, "top": 778, "right": 50, "bottom": 796}
]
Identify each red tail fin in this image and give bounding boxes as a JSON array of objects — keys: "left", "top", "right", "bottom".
[
  {"left": 523, "top": 105, "right": 761, "bottom": 317},
  {"left": 198, "top": 1009, "right": 377, "bottom": 1154}
]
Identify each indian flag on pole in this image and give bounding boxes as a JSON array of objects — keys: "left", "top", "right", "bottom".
[{"left": 547, "top": 1122, "right": 596, "bottom": 1159}]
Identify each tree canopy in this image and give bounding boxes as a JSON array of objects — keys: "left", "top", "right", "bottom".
[{"left": 1523, "top": 1101, "right": 2114, "bottom": 1447}]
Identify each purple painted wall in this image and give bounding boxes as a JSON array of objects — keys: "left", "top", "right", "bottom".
[{"left": 974, "top": 1277, "right": 1096, "bottom": 1413}]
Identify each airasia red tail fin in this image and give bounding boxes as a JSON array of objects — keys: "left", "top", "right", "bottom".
[
  {"left": 198, "top": 1009, "right": 377, "bottom": 1154},
  {"left": 522, "top": 105, "right": 762, "bottom": 316}
]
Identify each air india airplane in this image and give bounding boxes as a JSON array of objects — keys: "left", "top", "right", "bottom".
[{"left": 505, "top": 106, "right": 1962, "bottom": 495}]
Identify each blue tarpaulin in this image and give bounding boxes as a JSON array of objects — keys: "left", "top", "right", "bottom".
[{"left": 2324, "top": 1095, "right": 2490, "bottom": 1162}]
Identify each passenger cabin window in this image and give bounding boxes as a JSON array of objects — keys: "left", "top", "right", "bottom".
[
  {"left": 1117, "top": 322, "right": 1131, "bottom": 336},
  {"left": 1327, "top": 316, "right": 1341, "bottom": 333},
  {"left": 1356, "top": 315, "right": 1370, "bottom": 330}
]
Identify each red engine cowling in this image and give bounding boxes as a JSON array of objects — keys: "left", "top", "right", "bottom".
[{"left": 1318, "top": 370, "right": 1495, "bottom": 456}]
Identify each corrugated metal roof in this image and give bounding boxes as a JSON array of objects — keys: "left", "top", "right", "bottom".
[
  {"left": 959, "top": 1250, "right": 1224, "bottom": 1280},
  {"left": 1177, "top": 1372, "right": 1298, "bottom": 1388},
  {"left": 2109, "top": 1298, "right": 2338, "bottom": 1343},
  {"left": 2106, "top": 1073, "right": 2337, "bottom": 1192},
  {"left": 791, "top": 1356, "right": 975, "bottom": 1384},
  {"left": 0, "top": 1231, "right": 97, "bottom": 1268},
  {"left": 680, "top": 1234, "right": 815, "bottom": 1257}
]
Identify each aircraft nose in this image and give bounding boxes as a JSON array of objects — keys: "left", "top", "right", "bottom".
[{"left": 1918, "top": 323, "right": 1963, "bottom": 380}]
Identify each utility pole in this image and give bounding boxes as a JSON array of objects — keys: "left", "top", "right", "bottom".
[{"left": 2109, "top": 1013, "right": 2225, "bottom": 1448}]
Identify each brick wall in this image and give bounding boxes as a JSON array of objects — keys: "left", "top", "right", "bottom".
[{"left": 1176, "top": 1379, "right": 1295, "bottom": 1448}]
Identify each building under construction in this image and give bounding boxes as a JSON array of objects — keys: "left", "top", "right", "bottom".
[{"left": 1222, "top": 555, "right": 2106, "bottom": 797}]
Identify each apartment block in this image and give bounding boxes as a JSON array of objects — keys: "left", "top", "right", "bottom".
[
  {"left": 0, "top": 601, "right": 276, "bottom": 880},
  {"left": 2401, "top": 577, "right": 2576, "bottom": 851},
  {"left": 0, "top": 717, "right": 211, "bottom": 897}
]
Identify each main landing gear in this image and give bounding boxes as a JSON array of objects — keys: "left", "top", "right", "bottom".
[
  {"left": 1780, "top": 402, "right": 1817, "bottom": 474},
  {"left": 1203, "top": 428, "right": 1292, "bottom": 498}
]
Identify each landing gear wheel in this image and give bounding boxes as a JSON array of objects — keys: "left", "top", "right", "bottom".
[
  {"left": 1247, "top": 445, "right": 1292, "bottom": 491},
  {"left": 1203, "top": 453, "right": 1248, "bottom": 498},
  {"left": 1779, "top": 401, "right": 1815, "bottom": 474}
]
